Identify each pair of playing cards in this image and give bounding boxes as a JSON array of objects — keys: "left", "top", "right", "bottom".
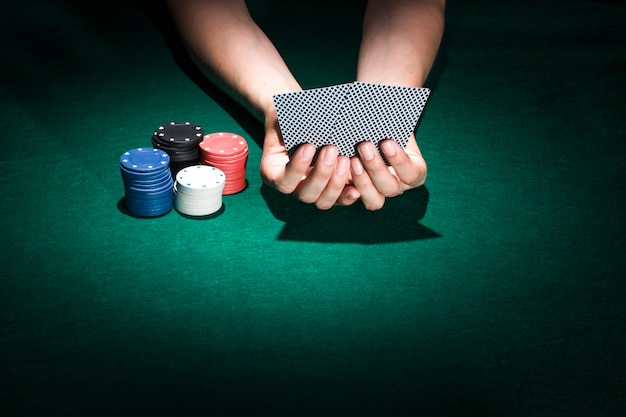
[{"left": 273, "top": 81, "right": 430, "bottom": 162}]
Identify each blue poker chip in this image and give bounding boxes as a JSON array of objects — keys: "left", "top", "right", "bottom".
[
  {"left": 124, "top": 178, "right": 171, "bottom": 188},
  {"left": 125, "top": 183, "right": 174, "bottom": 200},
  {"left": 125, "top": 194, "right": 173, "bottom": 208},
  {"left": 120, "top": 148, "right": 170, "bottom": 173},
  {"left": 124, "top": 204, "right": 172, "bottom": 217},
  {"left": 120, "top": 171, "right": 172, "bottom": 188},
  {"left": 120, "top": 163, "right": 169, "bottom": 179},
  {"left": 125, "top": 176, "right": 173, "bottom": 194},
  {"left": 124, "top": 195, "right": 173, "bottom": 217},
  {"left": 119, "top": 167, "right": 169, "bottom": 185},
  {"left": 123, "top": 178, "right": 171, "bottom": 190},
  {"left": 119, "top": 147, "right": 175, "bottom": 217}
]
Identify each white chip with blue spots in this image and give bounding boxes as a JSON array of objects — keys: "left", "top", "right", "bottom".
[{"left": 174, "top": 165, "right": 225, "bottom": 216}]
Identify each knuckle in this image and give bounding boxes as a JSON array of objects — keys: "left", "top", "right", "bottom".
[
  {"left": 418, "top": 166, "right": 428, "bottom": 185},
  {"left": 275, "top": 182, "right": 296, "bottom": 195},
  {"left": 407, "top": 161, "right": 427, "bottom": 186},
  {"left": 315, "top": 200, "right": 334, "bottom": 210},
  {"left": 378, "top": 181, "right": 401, "bottom": 197},
  {"left": 364, "top": 197, "right": 385, "bottom": 211},
  {"left": 296, "top": 191, "right": 318, "bottom": 205},
  {"left": 414, "top": 175, "right": 426, "bottom": 187},
  {"left": 314, "top": 167, "right": 334, "bottom": 181},
  {"left": 326, "top": 178, "right": 346, "bottom": 194},
  {"left": 406, "top": 169, "right": 427, "bottom": 187},
  {"left": 380, "top": 186, "right": 399, "bottom": 197},
  {"left": 259, "top": 166, "right": 271, "bottom": 183}
]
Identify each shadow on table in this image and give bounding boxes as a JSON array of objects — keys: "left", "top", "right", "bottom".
[
  {"left": 261, "top": 184, "right": 440, "bottom": 244},
  {"left": 116, "top": 197, "right": 226, "bottom": 220}
]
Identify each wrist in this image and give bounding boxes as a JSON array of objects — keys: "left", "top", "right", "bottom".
[
  {"left": 258, "top": 85, "right": 300, "bottom": 126},
  {"left": 263, "top": 107, "right": 279, "bottom": 132}
]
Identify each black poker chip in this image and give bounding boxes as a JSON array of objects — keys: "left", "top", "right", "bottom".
[
  {"left": 152, "top": 121, "right": 204, "bottom": 174},
  {"left": 152, "top": 121, "right": 204, "bottom": 147}
]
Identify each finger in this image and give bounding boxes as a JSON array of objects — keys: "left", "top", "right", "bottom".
[
  {"left": 351, "top": 157, "right": 385, "bottom": 211},
  {"left": 294, "top": 145, "right": 338, "bottom": 204},
  {"left": 315, "top": 156, "right": 351, "bottom": 210},
  {"left": 274, "top": 143, "right": 316, "bottom": 194},
  {"left": 380, "top": 139, "right": 427, "bottom": 188},
  {"left": 336, "top": 185, "right": 361, "bottom": 206},
  {"left": 357, "top": 141, "right": 402, "bottom": 197}
]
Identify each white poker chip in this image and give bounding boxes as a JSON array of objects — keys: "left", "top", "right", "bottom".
[
  {"left": 176, "top": 165, "right": 225, "bottom": 190},
  {"left": 174, "top": 165, "right": 225, "bottom": 216}
]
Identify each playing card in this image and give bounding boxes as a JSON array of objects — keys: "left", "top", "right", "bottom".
[
  {"left": 273, "top": 82, "right": 430, "bottom": 161},
  {"left": 332, "top": 82, "right": 430, "bottom": 158},
  {"left": 273, "top": 83, "right": 351, "bottom": 157}
]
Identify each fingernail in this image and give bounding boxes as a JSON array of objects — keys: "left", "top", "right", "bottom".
[
  {"left": 301, "top": 145, "right": 316, "bottom": 161},
  {"left": 359, "top": 143, "right": 375, "bottom": 161},
  {"left": 351, "top": 158, "right": 364, "bottom": 175},
  {"left": 381, "top": 140, "right": 396, "bottom": 156},
  {"left": 323, "top": 146, "right": 338, "bottom": 166},
  {"left": 336, "top": 157, "right": 348, "bottom": 175}
]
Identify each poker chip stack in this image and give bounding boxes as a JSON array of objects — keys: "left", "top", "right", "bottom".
[
  {"left": 151, "top": 121, "right": 204, "bottom": 175},
  {"left": 119, "top": 148, "right": 174, "bottom": 217},
  {"left": 173, "top": 165, "right": 226, "bottom": 216},
  {"left": 200, "top": 132, "right": 249, "bottom": 195}
]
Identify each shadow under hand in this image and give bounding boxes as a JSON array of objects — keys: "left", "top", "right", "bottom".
[{"left": 261, "top": 184, "right": 440, "bottom": 244}]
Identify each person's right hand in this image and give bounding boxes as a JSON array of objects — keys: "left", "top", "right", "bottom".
[
  {"left": 260, "top": 114, "right": 356, "bottom": 210},
  {"left": 337, "top": 133, "right": 428, "bottom": 211}
]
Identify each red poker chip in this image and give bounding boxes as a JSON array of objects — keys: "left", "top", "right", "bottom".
[
  {"left": 223, "top": 176, "right": 246, "bottom": 185},
  {"left": 201, "top": 157, "right": 247, "bottom": 166},
  {"left": 201, "top": 149, "right": 247, "bottom": 158},
  {"left": 204, "top": 164, "right": 244, "bottom": 176},
  {"left": 201, "top": 133, "right": 248, "bottom": 156},
  {"left": 202, "top": 155, "right": 248, "bottom": 164},
  {"left": 222, "top": 182, "right": 247, "bottom": 195},
  {"left": 210, "top": 161, "right": 245, "bottom": 169},
  {"left": 222, "top": 173, "right": 247, "bottom": 183},
  {"left": 200, "top": 132, "right": 250, "bottom": 194}
]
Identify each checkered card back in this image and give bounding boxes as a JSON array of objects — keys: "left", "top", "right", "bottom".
[
  {"left": 273, "top": 83, "right": 351, "bottom": 156},
  {"left": 332, "top": 82, "right": 431, "bottom": 158}
]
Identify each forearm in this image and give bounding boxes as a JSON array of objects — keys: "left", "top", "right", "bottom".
[
  {"left": 166, "top": 0, "right": 301, "bottom": 121},
  {"left": 357, "top": 0, "right": 445, "bottom": 87}
]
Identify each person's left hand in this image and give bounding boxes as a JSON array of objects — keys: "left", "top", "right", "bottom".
[
  {"left": 337, "top": 133, "right": 427, "bottom": 210},
  {"left": 260, "top": 112, "right": 354, "bottom": 210}
]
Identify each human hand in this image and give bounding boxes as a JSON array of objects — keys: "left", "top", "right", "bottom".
[
  {"left": 337, "top": 133, "right": 427, "bottom": 211},
  {"left": 260, "top": 114, "right": 354, "bottom": 210}
]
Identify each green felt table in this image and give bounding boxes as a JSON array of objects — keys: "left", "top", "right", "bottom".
[{"left": 1, "top": 0, "right": 625, "bottom": 416}]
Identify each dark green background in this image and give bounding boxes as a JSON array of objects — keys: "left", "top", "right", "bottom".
[{"left": 1, "top": 0, "right": 625, "bottom": 416}]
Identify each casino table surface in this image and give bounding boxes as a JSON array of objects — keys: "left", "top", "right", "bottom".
[{"left": 1, "top": 0, "right": 625, "bottom": 416}]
